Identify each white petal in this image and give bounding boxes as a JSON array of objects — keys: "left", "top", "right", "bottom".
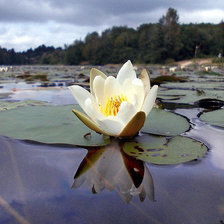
[
  {"left": 116, "top": 101, "right": 138, "bottom": 126},
  {"left": 90, "top": 68, "right": 107, "bottom": 96},
  {"left": 123, "top": 79, "right": 138, "bottom": 108},
  {"left": 117, "top": 60, "right": 136, "bottom": 84},
  {"left": 123, "top": 78, "right": 145, "bottom": 110},
  {"left": 84, "top": 98, "right": 105, "bottom": 122},
  {"left": 131, "top": 78, "right": 145, "bottom": 110},
  {"left": 123, "top": 78, "right": 132, "bottom": 97},
  {"left": 141, "top": 69, "right": 151, "bottom": 95},
  {"left": 93, "top": 75, "right": 106, "bottom": 107},
  {"left": 98, "top": 118, "right": 124, "bottom": 136},
  {"left": 68, "top": 85, "right": 92, "bottom": 113},
  {"left": 104, "top": 76, "right": 121, "bottom": 98},
  {"left": 141, "top": 85, "right": 158, "bottom": 116}
]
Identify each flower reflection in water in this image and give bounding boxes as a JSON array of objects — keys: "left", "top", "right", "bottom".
[{"left": 72, "top": 139, "right": 154, "bottom": 202}]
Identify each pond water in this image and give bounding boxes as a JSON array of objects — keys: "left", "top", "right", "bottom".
[{"left": 0, "top": 65, "right": 224, "bottom": 224}]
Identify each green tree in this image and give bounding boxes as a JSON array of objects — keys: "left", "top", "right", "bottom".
[
  {"left": 112, "top": 28, "right": 137, "bottom": 63},
  {"left": 82, "top": 32, "right": 100, "bottom": 63},
  {"left": 160, "top": 8, "right": 182, "bottom": 60},
  {"left": 217, "top": 20, "right": 224, "bottom": 54},
  {"left": 65, "top": 40, "right": 84, "bottom": 65}
]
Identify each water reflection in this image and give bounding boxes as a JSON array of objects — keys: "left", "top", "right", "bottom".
[
  {"left": 176, "top": 108, "right": 224, "bottom": 170},
  {"left": 0, "top": 81, "right": 74, "bottom": 105},
  {"left": 73, "top": 139, "right": 154, "bottom": 202},
  {"left": 0, "top": 135, "right": 224, "bottom": 223}
]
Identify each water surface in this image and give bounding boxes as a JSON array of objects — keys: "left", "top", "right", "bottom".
[{"left": 0, "top": 65, "right": 224, "bottom": 224}]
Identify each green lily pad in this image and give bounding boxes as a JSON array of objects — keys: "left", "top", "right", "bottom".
[
  {"left": 151, "top": 75, "right": 187, "bottom": 86},
  {"left": 161, "top": 81, "right": 224, "bottom": 90},
  {"left": 17, "top": 73, "right": 48, "bottom": 82},
  {"left": 157, "top": 69, "right": 224, "bottom": 106},
  {"left": 200, "top": 109, "right": 224, "bottom": 128},
  {"left": 0, "top": 102, "right": 190, "bottom": 145},
  {"left": 123, "top": 135, "right": 208, "bottom": 165},
  {"left": 0, "top": 104, "right": 109, "bottom": 146},
  {"left": 158, "top": 88, "right": 224, "bottom": 104},
  {"left": 196, "top": 70, "right": 223, "bottom": 76},
  {"left": 0, "top": 100, "right": 50, "bottom": 111},
  {"left": 142, "top": 108, "right": 190, "bottom": 136},
  {"left": 157, "top": 94, "right": 182, "bottom": 101}
]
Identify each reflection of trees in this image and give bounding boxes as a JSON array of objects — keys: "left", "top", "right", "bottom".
[{"left": 72, "top": 140, "right": 154, "bottom": 202}]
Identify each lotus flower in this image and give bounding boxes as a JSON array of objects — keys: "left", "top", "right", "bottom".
[
  {"left": 72, "top": 140, "right": 154, "bottom": 202},
  {"left": 69, "top": 60, "right": 158, "bottom": 138}
]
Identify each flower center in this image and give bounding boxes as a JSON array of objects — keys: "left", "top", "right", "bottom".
[{"left": 100, "top": 94, "right": 128, "bottom": 116}]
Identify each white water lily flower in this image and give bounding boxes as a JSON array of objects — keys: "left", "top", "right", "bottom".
[{"left": 69, "top": 60, "right": 158, "bottom": 138}]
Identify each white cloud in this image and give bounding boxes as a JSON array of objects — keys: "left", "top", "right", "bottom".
[
  {"left": 179, "top": 9, "right": 224, "bottom": 24},
  {"left": 0, "top": 0, "right": 223, "bottom": 51},
  {"left": 0, "top": 22, "right": 102, "bottom": 51}
]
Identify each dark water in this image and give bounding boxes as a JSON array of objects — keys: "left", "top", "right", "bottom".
[{"left": 0, "top": 116, "right": 224, "bottom": 224}]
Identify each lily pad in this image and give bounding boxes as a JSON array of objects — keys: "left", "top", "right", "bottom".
[
  {"left": 0, "top": 104, "right": 110, "bottom": 146},
  {"left": 161, "top": 81, "right": 224, "bottom": 90},
  {"left": 200, "top": 109, "right": 224, "bottom": 128},
  {"left": 0, "top": 100, "right": 50, "bottom": 111},
  {"left": 17, "top": 73, "right": 48, "bottom": 82},
  {"left": 152, "top": 75, "right": 187, "bottom": 86},
  {"left": 158, "top": 88, "right": 224, "bottom": 104},
  {"left": 196, "top": 70, "right": 223, "bottom": 76},
  {"left": 157, "top": 94, "right": 182, "bottom": 101},
  {"left": 142, "top": 108, "right": 190, "bottom": 136},
  {"left": 123, "top": 135, "right": 208, "bottom": 165}
]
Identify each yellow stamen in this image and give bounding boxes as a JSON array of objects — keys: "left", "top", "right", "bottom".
[{"left": 100, "top": 94, "right": 128, "bottom": 116}]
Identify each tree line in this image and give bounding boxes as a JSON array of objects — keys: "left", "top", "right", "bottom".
[{"left": 0, "top": 8, "right": 223, "bottom": 65}]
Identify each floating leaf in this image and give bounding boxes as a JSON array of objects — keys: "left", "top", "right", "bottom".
[
  {"left": 200, "top": 109, "right": 224, "bottom": 128},
  {"left": 123, "top": 135, "right": 208, "bottom": 165},
  {"left": 142, "top": 108, "right": 190, "bottom": 136},
  {"left": 0, "top": 102, "right": 190, "bottom": 145},
  {"left": 196, "top": 70, "right": 223, "bottom": 76},
  {"left": 158, "top": 88, "right": 224, "bottom": 104},
  {"left": 157, "top": 94, "right": 182, "bottom": 101},
  {"left": 17, "top": 73, "right": 48, "bottom": 82},
  {"left": 0, "top": 104, "right": 109, "bottom": 146},
  {"left": 152, "top": 75, "right": 187, "bottom": 86},
  {"left": 0, "top": 100, "right": 50, "bottom": 111},
  {"left": 161, "top": 81, "right": 224, "bottom": 91}
]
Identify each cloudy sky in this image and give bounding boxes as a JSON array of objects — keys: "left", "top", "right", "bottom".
[{"left": 0, "top": 0, "right": 223, "bottom": 52}]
